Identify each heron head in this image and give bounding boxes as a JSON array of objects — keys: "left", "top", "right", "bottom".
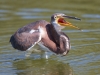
[{"left": 51, "top": 13, "right": 81, "bottom": 30}]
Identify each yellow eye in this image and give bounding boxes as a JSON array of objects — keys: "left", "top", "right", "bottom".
[{"left": 54, "top": 16, "right": 57, "bottom": 19}]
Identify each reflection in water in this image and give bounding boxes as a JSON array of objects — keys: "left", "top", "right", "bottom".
[
  {"left": 0, "top": 0, "right": 100, "bottom": 75},
  {"left": 13, "top": 58, "right": 73, "bottom": 75}
]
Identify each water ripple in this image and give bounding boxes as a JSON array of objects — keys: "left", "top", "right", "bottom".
[
  {"left": 19, "top": 8, "right": 50, "bottom": 12},
  {"left": 0, "top": 9, "right": 10, "bottom": 13},
  {"left": 82, "top": 14, "right": 100, "bottom": 19},
  {"left": 64, "top": 29, "right": 100, "bottom": 33}
]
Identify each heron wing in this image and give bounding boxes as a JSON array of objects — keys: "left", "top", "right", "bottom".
[
  {"left": 10, "top": 30, "right": 41, "bottom": 51},
  {"left": 10, "top": 20, "right": 50, "bottom": 51}
]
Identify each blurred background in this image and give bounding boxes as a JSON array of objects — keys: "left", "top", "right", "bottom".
[{"left": 0, "top": 0, "right": 100, "bottom": 75}]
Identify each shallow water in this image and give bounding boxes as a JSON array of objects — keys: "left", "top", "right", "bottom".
[{"left": 0, "top": 0, "right": 100, "bottom": 75}]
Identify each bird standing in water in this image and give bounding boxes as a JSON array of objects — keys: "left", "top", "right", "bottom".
[{"left": 10, "top": 13, "right": 81, "bottom": 57}]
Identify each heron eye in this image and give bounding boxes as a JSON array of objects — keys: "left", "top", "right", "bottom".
[{"left": 54, "top": 16, "right": 57, "bottom": 19}]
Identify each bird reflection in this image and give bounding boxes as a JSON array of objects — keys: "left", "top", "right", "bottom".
[{"left": 13, "top": 58, "right": 73, "bottom": 75}]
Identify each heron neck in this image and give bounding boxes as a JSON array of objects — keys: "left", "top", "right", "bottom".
[{"left": 50, "top": 23, "right": 61, "bottom": 44}]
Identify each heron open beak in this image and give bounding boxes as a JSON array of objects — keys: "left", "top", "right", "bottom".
[{"left": 58, "top": 15, "right": 81, "bottom": 30}]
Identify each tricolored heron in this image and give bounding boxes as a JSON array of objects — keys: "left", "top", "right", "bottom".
[{"left": 10, "top": 13, "right": 81, "bottom": 57}]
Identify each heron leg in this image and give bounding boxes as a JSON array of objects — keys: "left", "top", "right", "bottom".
[
  {"left": 38, "top": 42, "right": 50, "bottom": 52},
  {"left": 25, "top": 42, "right": 37, "bottom": 57},
  {"left": 37, "top": 42, "right": 54, "bottom": 59},
  {"left": 44, "top": 51, "right": 49, "bottom": 59}
]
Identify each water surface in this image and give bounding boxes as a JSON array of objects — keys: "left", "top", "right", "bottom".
[{"left": 0, "top": 0, "right": 100, "bottom": 75}]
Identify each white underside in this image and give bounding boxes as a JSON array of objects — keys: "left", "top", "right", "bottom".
[
  {"left": 60, "top": 35, "right": 70, "bottom": 55},
  {"left": 61, "top": 35, "right": 70, "bottom": 49},
  {"left": 52, "top": 21, "right": 65, "bottom": 31}
]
